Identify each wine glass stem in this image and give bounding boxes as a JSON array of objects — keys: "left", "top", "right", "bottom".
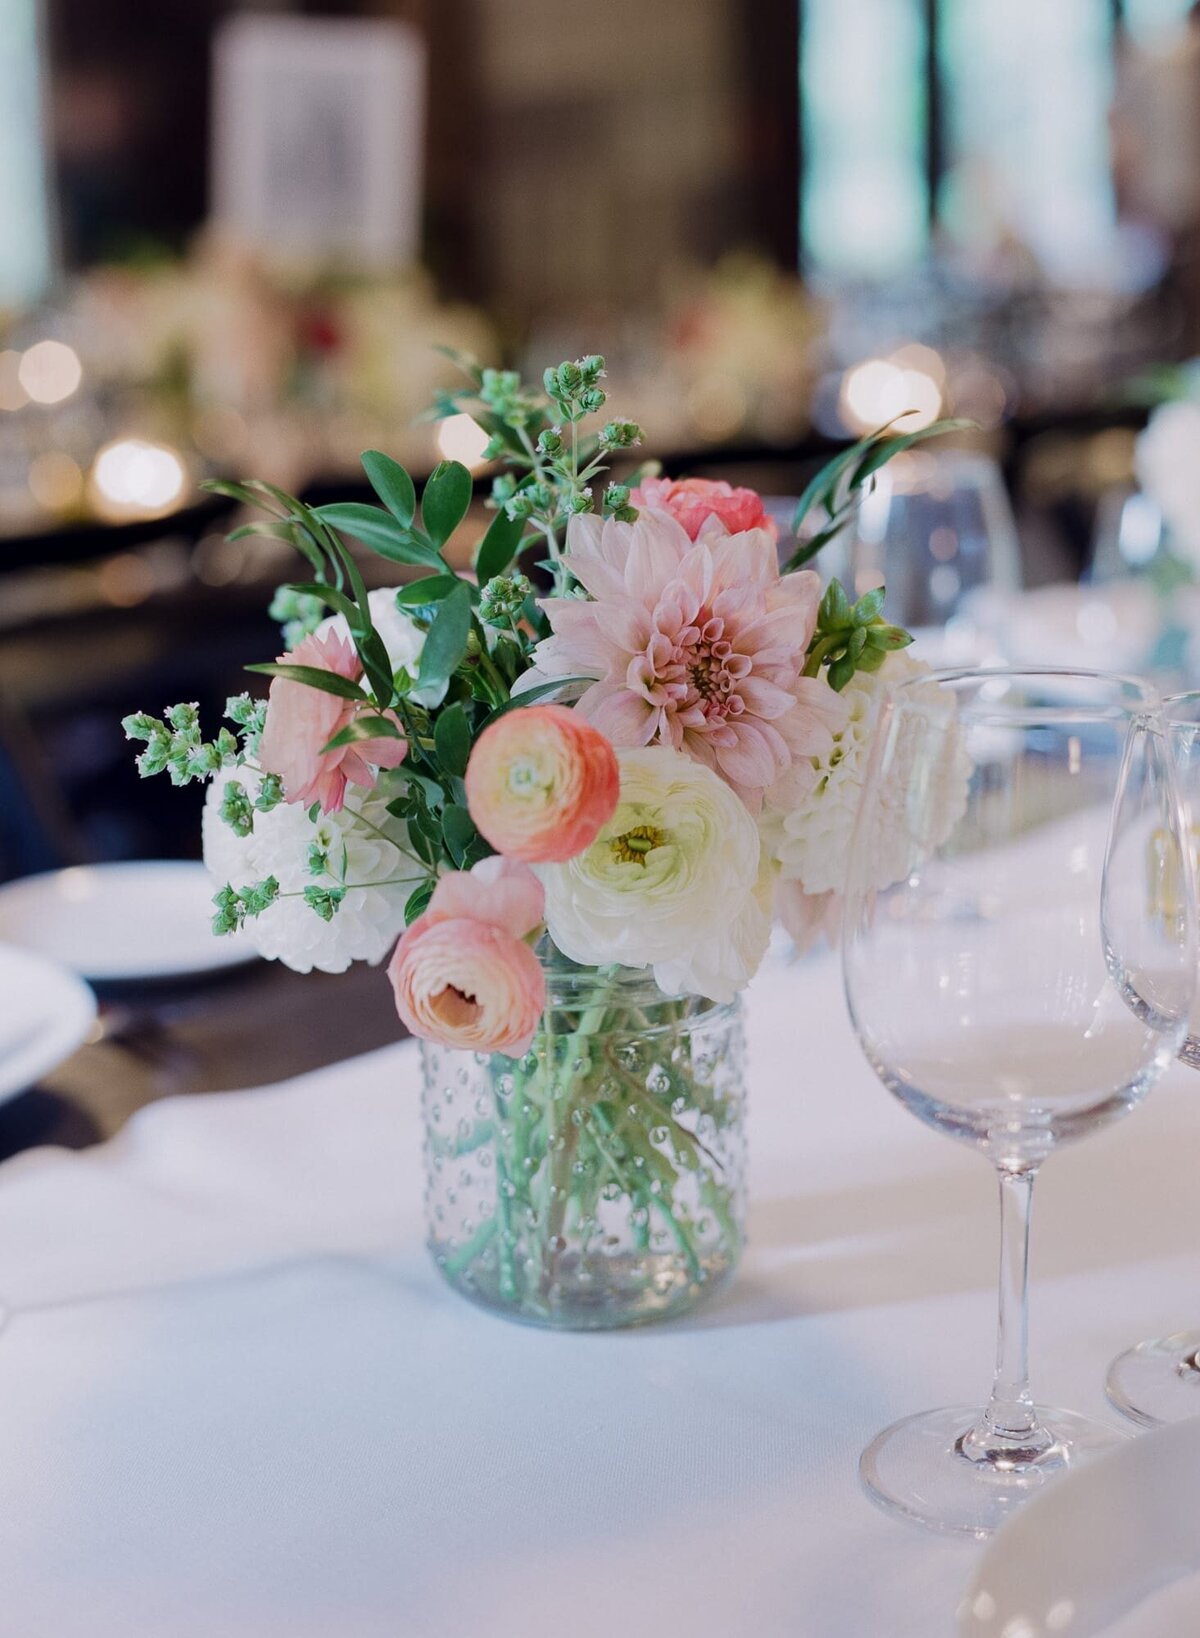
[{"left": 963, "top": 1164, "right": 1053, "bottom": 1462}]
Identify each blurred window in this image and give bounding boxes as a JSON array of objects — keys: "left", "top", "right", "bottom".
[
  {"left": 1123, "top": 0, "right": 1194, "bottom": 44},
  {"left": 799, "top": 0, "right": 927, "bottom": 278},
  {"left": 940, "top": 0, "right": 1116, "bottom": 281},
  {"left": 0, "top": 0, "right": 52, "bottom": 305},
  {"left": 800, "top": 0, "right": 1127, "bottom": 283}
]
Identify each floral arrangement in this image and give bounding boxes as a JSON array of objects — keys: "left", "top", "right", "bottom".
[{"left": 123, "top": 351, "right": 957, "bottom": 1320}]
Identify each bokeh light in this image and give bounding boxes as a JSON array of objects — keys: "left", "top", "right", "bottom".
[{"left": 18, "top": 339, "right": 83, "bottom": 405}]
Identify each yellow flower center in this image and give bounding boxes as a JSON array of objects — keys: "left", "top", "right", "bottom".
[{"left": 610, "top": 824, "right": 665, "bottom": 866}]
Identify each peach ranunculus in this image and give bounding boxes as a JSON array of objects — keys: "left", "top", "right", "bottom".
[
  {"left": 258, "top": 628, "right": 407, "bottom": 814},
  {"left": 632, "top": 476, "right": 776, "bottom": 541},
  {"left": 387, "top": 856, "right": 546, "bottom": 1056},
  {"left": 464, "top": 704, "right": 620, "bottom": 863}
]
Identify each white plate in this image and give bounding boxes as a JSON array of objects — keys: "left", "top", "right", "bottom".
[
  {"left": 0, "top": 862, "right": 255, "bottom": 982},
  {"left": 0, "top": 944, "right": 96, "bottom": 1102},
  {"left": 958, "top": 1416, "right": 1200, "bottom": 1638}
]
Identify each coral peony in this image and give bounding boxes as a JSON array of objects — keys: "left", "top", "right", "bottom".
[
  {"left": 529, "top": 509, "right": 846, "bottom": 808},
  {"left": 387, "top": 857, "right": 546, "bottom": 1056},
  {"left": 465, "top": 704, "right": 619, "bottom": 863},
  {"left": 633, "top": 476, "right": 776, "bottom": 541},
  {"left": 258, "top": 627, "right": 407, "bottom": 814}
]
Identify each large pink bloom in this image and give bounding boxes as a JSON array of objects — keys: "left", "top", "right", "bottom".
[
  {"left": 387, "top": 857, "right": 546, "bottom": 1056},
  {"left": 531, "top": 509, "right": 846, "bottom": 807},
  {"left": 631, "top": 477, "right": 776, "bottom": 541},
  {"left": 258, "top": 628, "right": 407, "bottom": 814}
]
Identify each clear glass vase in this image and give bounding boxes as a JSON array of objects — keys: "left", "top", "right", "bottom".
[{"left": 421, "top": 947, "right": 746, "bottom": 1329}]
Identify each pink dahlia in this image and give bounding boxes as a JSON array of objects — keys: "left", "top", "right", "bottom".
[
  {"left": 258, "top": 627, "right": 407, "bottom": 814},
  {"left": 632, "top": 476, "right": 776, "bottom": 541},
  {"left": 532, "top": 510, "right": 846, "bottom": 807}
]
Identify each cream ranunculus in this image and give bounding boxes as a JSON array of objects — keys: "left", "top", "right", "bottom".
[{"left": 536, "top": 744, "right": 763, "bottom": 1002}]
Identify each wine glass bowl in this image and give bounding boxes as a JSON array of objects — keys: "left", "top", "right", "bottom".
[
  {"left": 1108, "top": 690, "right": 1200, "bottom": 1428},
  {"left": 844, "top": 669, "right": 1195, "bottom": 1536}
]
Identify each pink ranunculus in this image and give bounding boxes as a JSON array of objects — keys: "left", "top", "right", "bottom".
[
  {"left": 529, "top": 508, "right": 847, "bottom": 809},
  {"left": 258, "top": 628, "right": 407, "bottom": 814},
  {"left": 464, "top": 704, "right": 620, "bottom": 863},
  {"left": 387, "top": 857, "right": 546, "bottom": 1056},
  {"left": 632, "top": 476, "right": 777, "bottom": 541}
]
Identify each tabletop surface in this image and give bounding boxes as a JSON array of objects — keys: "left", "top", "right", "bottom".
[{"left": 2, "top": 941, "right": 1199, "bottom": 1637}]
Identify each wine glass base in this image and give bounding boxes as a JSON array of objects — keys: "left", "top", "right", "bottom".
[
  {"left": 1107, "top": 1332, "right": 1200, "bottom": 1428},
  {"left": 860, "top": 1405, "right": 1127, "bottom": 1539}
]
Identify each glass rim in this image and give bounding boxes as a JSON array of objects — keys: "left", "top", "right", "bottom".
[{"left": 884, "top": 666, "right": 1165, "bottom": 728}]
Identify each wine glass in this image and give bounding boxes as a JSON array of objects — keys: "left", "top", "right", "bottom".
[
  {"left": 845, "top": 449, "right": 1021, "bottom": 666},
  {"left": 843, "top": 668, "right": 1195, "bottom": 1538},
  {"left": 1108, "top": 689, "right": 1200, "bottom": 1427}
]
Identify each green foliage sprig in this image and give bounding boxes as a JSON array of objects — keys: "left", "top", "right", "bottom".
[
  {"left": 783, "top": 416, "right": 974, "bottom": 573},
  {"left": 804, "top": 581, "right": 913, "bottom": 692}
]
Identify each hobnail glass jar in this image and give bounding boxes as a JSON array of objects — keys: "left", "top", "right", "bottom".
[{"left": 421, "top": 948, "right": 746, "bottom": 1330}]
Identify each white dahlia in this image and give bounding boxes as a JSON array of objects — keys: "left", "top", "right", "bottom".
[
  {"left": 202, "top": 767, "right": 422, "bottom": 973},
  {"left": 773, "top": 652, "right": 969, "bottom": 897},
  {"left": 535, "top": 744, "right": 764, "bottom": 1003}
]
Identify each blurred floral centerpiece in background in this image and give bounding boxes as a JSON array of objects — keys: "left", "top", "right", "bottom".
[{"left": 124, "top": 351, "right": 961, "bottom": 1329}]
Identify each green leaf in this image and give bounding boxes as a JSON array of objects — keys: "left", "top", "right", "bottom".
[
  {"left": 421, "top": 460, "right": 473, "bottom": 549},
  {"left": 433, "top": 701, "right": 472, "bottom": 778},
  {"left": 314, "top": 503, "right": 444, "bottom": 569},
  {"left": 850, "top": 418, "right": 975, "bottom": 487},
  {"left": 820, "top": 579, "right": 852, "bottom": 629},
  {"left": 852, "top": 587, "right": 886, "bottom": 625},
  {"left": 394, "top": 575, "right": 468, "bottom": 607},
  {"left": 442, "top": 803, "right": 478, "bottom": 866},
  {"left": 358, "top": 629, "right": 397, "bottom": 709},
  {"left": 485, "top": 676, "right": 592, "bottom": 720},
  {"left": 285, "top": 581, "right": 361, "bottom": 627},
  {"left": 245, "top": 663, "right": 367, "bottom": 700},
  {"left": 321, "top": 714, "right": 405, "bottom": 754},
  {"left": 865, "top": 623, "right": 914, "bottom": 651},
  {"left": 474, "top": 505, "right": 527, "bottom": 583},
  {"left": 404, "top": 879, "right": 436, "bottom": 925},
  {"left": 361, "top": 450, "right": 416, "bottom": 526},
  {"left": 417, "top": 582, "right": 472, "bottom": 693},
  {"left": 389, "top": 769, "right": 443, "bottom": 806},
  {"left": 828, "top": 654, "right": 856, "bottom": 692}
]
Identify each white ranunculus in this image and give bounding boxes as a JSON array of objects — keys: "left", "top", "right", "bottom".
[
  {"left": 202, "top": 767, "right": 421, "bottom": 973},
  {"left": 1135, "top": 400, "right": 1200, "bottom": 568},
  {"left": 774, "top": 652, "right": 969, "bottom": 897},
  {"left": 536, "top": 744, "right": 764, "bottom": 1003}
]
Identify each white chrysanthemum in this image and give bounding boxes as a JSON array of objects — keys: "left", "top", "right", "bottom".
[
  {"left": 202, "top": 767, "right": 422, "bottom": 973},
  {"left": 536, "top": 744, "right": 763, "bottom": 1003},
  {"left": 774, "top": 652, "right": 968, "bottom": 896},
  {"left": 1136, "top": 401, "right": 1200, "bottom": 568}
]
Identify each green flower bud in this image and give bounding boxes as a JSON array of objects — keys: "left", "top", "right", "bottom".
[
  {"left": 555, "top": 360, "right": 582, "bottom": 393},
  {"left": 578, "top": 387, "right": 606, "bottom": 414},
  {"left": 505, "top": 493, "right": 535, "bottom": 522},
  {"left": 579, "top": 354, "right": 605, "bottom": 383},
  {"left": 603, "top": 483, "right": 631, "bottom": 514},
  {"left": 566, "top": 490, "right": 594, "bottom": 515},
  {"left": 537, "top": 427, "right": 564, "bottom": 457},
  {"left": 599, "top": 418, "right": 642, "bottom": 451}
]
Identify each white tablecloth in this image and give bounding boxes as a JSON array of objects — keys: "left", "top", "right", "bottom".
[{"left": 3, "top": 945, "right": 1200, "bottom": 1638}]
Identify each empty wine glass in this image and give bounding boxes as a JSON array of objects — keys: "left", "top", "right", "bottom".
[
  {"left": 846, "top": 449, "right": 1020, "bottom": 666},
  {"left": 844, "top": 668, "right": 1195, "bottom": 1537},
  {"left": 1108, "top": 689, "right": 1200, "bottom": 1427}
]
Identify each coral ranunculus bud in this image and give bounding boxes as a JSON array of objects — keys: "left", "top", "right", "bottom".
[{"left": 464, "top": 704, "right": 620, "bottom": 864}]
